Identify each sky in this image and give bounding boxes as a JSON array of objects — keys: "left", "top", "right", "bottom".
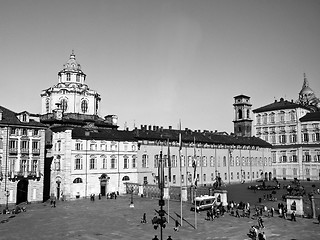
[{"left": 1, "top": 0, "right": 320, "bottom": 133}]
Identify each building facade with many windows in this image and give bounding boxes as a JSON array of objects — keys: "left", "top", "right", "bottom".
[
  {"left": 0, "top": 107, "right": 46, "bottom": 207},
  {"left": 253, "top": 75, "right": 320, "bottom": 180}
]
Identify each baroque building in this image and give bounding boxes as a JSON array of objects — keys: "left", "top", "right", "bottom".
[
  {"left": 253, "top": 74, "right": 320, "bottom": 180},
  {"left": 40, "top": 52, "right": 273, "bottom": 201},
  {"left": 0, "top": 107, "right": 46, "bottom": 207}
]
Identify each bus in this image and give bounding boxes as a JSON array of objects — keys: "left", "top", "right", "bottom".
[{"left": 190, "top": 195, "right": 216, "bottom": 212}]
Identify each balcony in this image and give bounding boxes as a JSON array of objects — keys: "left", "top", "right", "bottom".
[
  {"left": 20, "top": 148, "right": 29, "bottom": 154},
  {"left": 32, "top": 149, "right": 40, "bottom": 155},
  {"left": 8, "top": 170, "right": 41, "bottom": 181},
  {"left": 9, "top": 148, "right": 18, "bottom": 155}
]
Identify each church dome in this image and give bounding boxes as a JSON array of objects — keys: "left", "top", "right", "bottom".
[{"left": 63, "top": 51, "right": 81, "bottom": 71}]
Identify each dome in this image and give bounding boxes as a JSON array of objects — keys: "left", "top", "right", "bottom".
[{"left": 63, "top": 51, "right": 81, "bottom": 71}]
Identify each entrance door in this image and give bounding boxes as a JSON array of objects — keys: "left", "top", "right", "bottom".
[
  {"left": 100, "top": 185, "right": 106, "bottom": 196},
  {"left": 16, "top": 179, "right": 29, "bottom": 205}
]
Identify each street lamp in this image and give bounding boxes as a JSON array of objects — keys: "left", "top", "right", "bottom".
[{"left": 152, "top": 151, "right": 166, "bottom": 240}]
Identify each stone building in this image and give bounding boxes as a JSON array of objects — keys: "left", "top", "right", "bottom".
[
  {"left": 0, "top": 107, "right": 46, "bottom": 207},
  {"left": 253, "top": 74, "right": 320, "bottom": 180}
]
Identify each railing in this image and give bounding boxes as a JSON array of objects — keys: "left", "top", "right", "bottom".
[
  {"left": 9, "top": 148, "right": 18, "bottom": 154},
  {"left": 20, "top": 148, "right": 29, "bottom": 154},
  {"left": 32, "top": 149, "right": 40, "bottom": 155}
]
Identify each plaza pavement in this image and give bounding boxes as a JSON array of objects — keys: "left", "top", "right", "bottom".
[{"left": 0, "top": 194, "right": 320, "bottom": 240}]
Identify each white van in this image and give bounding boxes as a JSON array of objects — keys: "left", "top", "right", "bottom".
[{"left": 190, "top": 195, "right": 216, "bottom": 212}]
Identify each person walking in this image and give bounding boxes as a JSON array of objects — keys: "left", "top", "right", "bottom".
[
  {"left": 258, "top": 217, "right": 264, "bottom": 229},
  {"left": 174, "top": 219, "right": 180, "bottom": 232}
]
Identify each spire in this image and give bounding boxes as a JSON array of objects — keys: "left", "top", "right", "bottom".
[
  {"left": 302, "top": 73, "right": 309, "bottom": 88},
  {"left": 70, "top": 49, "right": 76, "bottom": 60}
]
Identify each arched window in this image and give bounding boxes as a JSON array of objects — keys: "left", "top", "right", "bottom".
[
  {"left": 238, "top": 109, "right": 242, "bottom": 119},
  {"left": 46, "top": 98, "right": 50, "bottom": 113},
  {"left": 256, "top": 114, "right": 261, "bottom": 125},
  {"left": 247, "top": 109, "right": 250, "bottom": 119},
  {"left": 122, "top": 176, "right": 130, "bottom": 181},
  {"left": 60, "top": 99, "right": 68, "bottom": 112},
  {"left": 55, "top": 155, "right": 61, "bottom": 171},
  {"left": 81, "top": 100, "right": 88, "bottom": 113},
  {"left": 73, "top": 178, "right": 83, "bottom": 183}
]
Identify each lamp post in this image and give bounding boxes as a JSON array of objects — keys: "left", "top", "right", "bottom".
[
  {"left": 130, "top": 186, "right": 134, "bottom": 208},
  {"left": 152, "top": 151, "right": 166, "bottom": 240}
]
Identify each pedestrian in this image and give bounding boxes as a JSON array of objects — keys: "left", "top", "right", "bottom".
[
  {"left": 98, "top": 193, "right": 101, "bottom": 200},
  {"left": 50, "top": 194, "right": 56, "bottom": 208},
  {"left": 141, "top": 213, "right": 147, "bottom": 223},
  {"left": 174, "top": 219, "right": 179, "bottom": 232},
  {"left": 262, "top": 231, "right": 266, "bottom": 240},
  {"left": 235, "top": 208, "right": 240, "bottom": 218},
  {"left": 258, "top": 217, "right": 264, "bottom": 229},
  {"left": 270, "top": 207, "right": 274, "bottom": 217},
  {"left": 258, "top": 232, "right": 263, "bottom": 240},
  {"left": 291, "top": 211, "right": 296, "bottom": 221},
  {"left": 152, "top": 235, "right": 159, "bottom": 240}
]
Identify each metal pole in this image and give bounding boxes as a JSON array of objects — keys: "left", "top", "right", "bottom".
[
  {"left": 194, "top": 187, "right": 197, "bottom": 229},
  {"left": 5, "top": 125, "right": 9, "bottom": 210}
]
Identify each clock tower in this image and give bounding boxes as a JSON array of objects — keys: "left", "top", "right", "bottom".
[{"left": 233, "top": 95, "right": 253, "bottom": 137}]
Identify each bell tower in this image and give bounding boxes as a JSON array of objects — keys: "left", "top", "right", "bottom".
[{"left": 233, "top": 95, "right": 253, "bottom": 137}]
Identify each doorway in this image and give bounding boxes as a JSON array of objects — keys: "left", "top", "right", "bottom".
[{"left": 16, "top": 179, "right": 29, "bottom": 205}]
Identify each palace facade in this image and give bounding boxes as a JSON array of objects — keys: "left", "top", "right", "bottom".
[
  {"left": 0, "top": 107, "right": 46, "bottom": 207},
  {"left": 253, "top": 74, "right": 320, "bottom": 180}
]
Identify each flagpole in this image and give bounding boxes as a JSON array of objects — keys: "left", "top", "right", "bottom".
[
  {"left": 193, "top": 136, "right": 197, "bottom": 229},
  {"left": 167, "top": 139, "right": 170, "bottom": 224},
  {"left": 179, "top": 132, "right": 183, "bottom": 227}
]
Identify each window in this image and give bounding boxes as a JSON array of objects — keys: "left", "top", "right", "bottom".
[
  {"left": 237, "top": 172, "right": 239, "bottom": 179},
  {"left": 111, "top": 156, "right": 116, "bottom": 169},
  {"left": 188, "top": 156, "right": 193, "bottom": 167},
  {"left": 256, "top": 115, "right": 261, "bottom": 125},
  {"left": 290, "top": 111, "right": 296, "bottom": 122},
  {"left": 270, "top": 113, "right": 275, "bottom": 123},
  {"left": 123, "top": 156, "right": 129, "bottom": 169},
  {"left": 230, "top": 157, "right": 234, "bottom": 166},
  {"left": 46, "top": 98, "right": 50, "bottom": 113},
  {"left": 132, "top": 156, "right": 136, "bottom": 168},
  {"left": 203, "top": 174, "right": 206, "bottom": 182},
  {"left": 75, "top": 142, "right": 82, "bottom": 150},
  {"left": 279, "top": 135, "right": 286, "bottom": 144},
  {"left": 55, "top": 156, "right": 61, "bottom": 171},
  {"left": 102, "top": 156, "right": 107, "bottom": 169},
  {"left": 279, "top": 111, "right": 285, "bottom": 123},
  {"left": 181, "top": 174, "right": 185, "bottom": 184},
  {"left": 202, "top": 156, "right": 207, "bottom": 167},
  {"left": 154, "top": 155, "right": 159, "bottom": 168},
  {"left": 173, "top": 175, "right": 176, "bottom": 184},
  {"left": 211, "top": 173, "right": 214, "bottom": 181},
  {"left": 231, "top": 172, "right": 233, "bottom": 180},
  {"left": 143, "top": 176, "right": 148, "bottom": 185},
  {"left": 302, "top": 133, "right": 309, "bottom": 142},
  {"left": 304, "top": 152, "right": 311, "bottom": 162},
  {"left": 10, "top": 128, "right": 16, "bottom": 135},
  {"left": 31, "top": 160, "right": 38, "bottom": 175},
  {"left": 172, "top": 155, "right": 177, "bottom": 167},
  {"left": 290, "top": 134, "right": 297, "bottom": 143},
  {"left": 22, "top": 129, "right": 28, "bottom": 136},
  {"left": 81, "top": 100, "right": 88, "bottom": 113},
  {"left": 223, "top": 156, "right": 226, "bottom": 167},
  {"left": 142, "top": 154, "right": 148, "bottom": 168},
  {"left": 76, "top": 74, "right": 80, "bottom": 82},
  {"left": 181, "top": 155, "right": 185, "bottom": 167},
  {"left": 270, "top": 135, "right": 276, "bottom": 144},
  {"left": 210, "top": 156, "right": 214, "bottom": 167},
  {"left": 67, "top": 73, "right": 71, "bottom": 81},
  {"left": 61, "top": 99, "right": 68, "bottom": 112},
  {"left": 224, "top": 173, "right": 227, "bottom": 180},
  {"left": 75, "top": 157, "right": 82, "bottom": 170},
  {"left": 73, "top": 178, "right": 83, "bottom": 183},
  {"left": 263, "top": 114, "right": 267, "bottom": 124}
]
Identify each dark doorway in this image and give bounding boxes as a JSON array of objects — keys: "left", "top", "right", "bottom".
[
  {"left": 269, "top": 172, "right": 272, "bottom": 181},
  {"left": 100, "top": 185, "right": 106, "bottom": 196},
  {"left": 16, "top": 179, "right": 29, "bottom": 205}
]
